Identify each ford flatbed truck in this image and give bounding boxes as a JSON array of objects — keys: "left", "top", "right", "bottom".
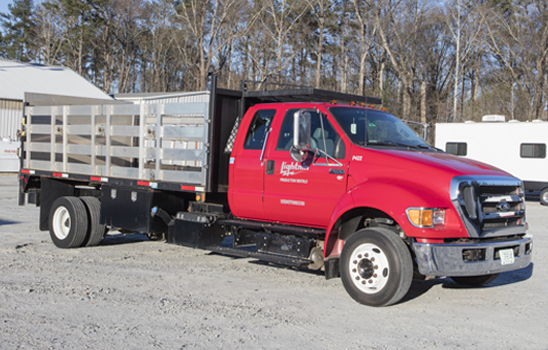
[{"left": 18, "top": 79, "right": 533, "bottom": 306}]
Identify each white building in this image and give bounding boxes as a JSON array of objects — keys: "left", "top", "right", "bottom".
[{"left": 0, "top": 59, "right": 112, "bottom": 172}]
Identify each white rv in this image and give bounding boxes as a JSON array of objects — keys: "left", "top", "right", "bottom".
[{"left": 435, "top": 115, "right": 548, "bottom": 205}]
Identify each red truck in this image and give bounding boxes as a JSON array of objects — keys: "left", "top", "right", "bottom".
[{"left": 19, "top": 80, "right": 532, "bottom": 306}]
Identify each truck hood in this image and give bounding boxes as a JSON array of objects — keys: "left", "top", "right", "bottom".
[
  {"left": 347, "top": 147, "right": 518, "bottom": 218},
  {"left": 380, "top": 149, "right": 510, "bottom": 177},
  {"left": 349, "top": 147, "right": 516, "bottom": 191},
  {"left": 359, "top": 149, "right": 511, "bottom": 177}
]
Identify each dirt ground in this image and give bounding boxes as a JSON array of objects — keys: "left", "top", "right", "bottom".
[{"left": 0, "top": 173, "right": 546, "bottom": 349}]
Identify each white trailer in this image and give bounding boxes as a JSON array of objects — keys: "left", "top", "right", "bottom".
[
  {"left": 0, "top": 138, "right": 19, "bottom": 172},
  {"left": 435, "top": 115, "right": 548, "bottom": 205}
]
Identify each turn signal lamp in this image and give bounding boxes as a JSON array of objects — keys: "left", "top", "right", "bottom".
[{"left": 407, "top": 208, "right": 445, "bottom": 227}]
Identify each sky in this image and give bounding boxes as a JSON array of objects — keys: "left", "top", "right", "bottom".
[{"left": 1, "top": 0, "right": 12, "bottom": 16}]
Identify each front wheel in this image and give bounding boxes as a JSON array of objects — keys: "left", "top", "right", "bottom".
[
  {"left": 340, "top": 228, "right": 413, "bottom": 307},
  {"left": 450, "top": 274, "right": 499, "bottom": 286}
]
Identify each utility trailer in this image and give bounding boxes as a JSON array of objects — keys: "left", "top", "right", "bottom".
[{"left": 435, "top": 116, "right": 548, "bottom": 205}]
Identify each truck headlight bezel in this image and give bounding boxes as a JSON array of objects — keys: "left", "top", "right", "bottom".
[{"left": 406, "top": 208, "right": 445, "bottom": 228}]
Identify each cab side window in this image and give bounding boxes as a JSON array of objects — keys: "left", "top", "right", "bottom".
[
  {"left": 276, "top": 109, "right": 345, "bottom": 159},
  {"left": 276, "top": 109, "right": 298, "bottom": 151},
  {"left": 244, "top": 109, "right": 276, "bottom": 150}
]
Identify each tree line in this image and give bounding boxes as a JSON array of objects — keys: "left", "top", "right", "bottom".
[{"left": 1, "top": 0, "right": 547, "bottom": 127}]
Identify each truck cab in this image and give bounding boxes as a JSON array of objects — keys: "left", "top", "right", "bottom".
[{"left": 229, "top": 102, "right": 532, "bottom": 306}]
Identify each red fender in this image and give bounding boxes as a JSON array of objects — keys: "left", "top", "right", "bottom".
[{"left": 323, "top": 179, "right": 465, "bottom": 258}]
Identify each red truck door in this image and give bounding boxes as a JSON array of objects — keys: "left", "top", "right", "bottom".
[
  {"left": 228, "top": 107, "right": 277, "bottom": 220},
  {"left": 262, "top": 107, "right": 349, "bottom": 228}
]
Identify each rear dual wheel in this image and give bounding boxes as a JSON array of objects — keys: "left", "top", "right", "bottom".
[
  {"left": 49, "top": 196, "right": 105, "bottom": 248},
  {"left": 340, "top": 228, "right": 413, "bottom": 307},
  {"left": 49, "top": 197, "right": 89, "bottom": 248},
  {"left": 80, "top": 196, "right": 106, "bottom": 247}
]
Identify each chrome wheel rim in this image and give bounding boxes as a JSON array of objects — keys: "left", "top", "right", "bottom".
[{"left": 348, "top": 243, "right": 390, "bottom": 294}]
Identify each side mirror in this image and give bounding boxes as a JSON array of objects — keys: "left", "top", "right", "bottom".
[
  {"left": 290, "top": 109, "right": 312, "bottom": 162},
  {"left": 293, "top": 109, "right": 311, "bottom": 150}
]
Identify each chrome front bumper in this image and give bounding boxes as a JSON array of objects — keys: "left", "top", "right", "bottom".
[{"left": 412, "top": 234, "right": 533, "bottom": 277}]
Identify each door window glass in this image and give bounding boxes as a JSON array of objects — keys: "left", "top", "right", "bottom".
[
  {"left": 244, "top": 109, "right": 276, "bottom": 150},
  {"left": 276, "top": 108, "right": 345, "bottom": 159}
]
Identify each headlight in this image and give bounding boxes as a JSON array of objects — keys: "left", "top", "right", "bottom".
[{"left": 406, "top": 208, "right": 445, "bottom": 227}]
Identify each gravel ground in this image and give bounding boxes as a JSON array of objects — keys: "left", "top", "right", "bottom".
[{"left": 0, "top": 173, "right": 547, "bottom": 349}]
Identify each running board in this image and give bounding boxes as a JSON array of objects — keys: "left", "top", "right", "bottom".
[
  {"left": 218, "top": 219, "right": 325, "bottom": 239},
  {"left": 207, "top": 246, "right": 312, "bottom": 267}
]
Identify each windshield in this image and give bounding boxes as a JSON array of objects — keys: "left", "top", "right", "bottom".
[{"left": 329, "top": 107, "right": 432, "bottom": 150}]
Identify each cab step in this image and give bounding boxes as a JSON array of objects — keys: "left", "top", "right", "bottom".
[{"left": 206, "top": 245, "right": 312, "bottom": 267}]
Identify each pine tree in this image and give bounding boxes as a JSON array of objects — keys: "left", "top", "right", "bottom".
[{"left": 0, "top": 0, "right": 37, "bottom": 62}]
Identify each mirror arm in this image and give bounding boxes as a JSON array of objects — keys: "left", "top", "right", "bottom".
[{"left": 313, "top": 148, "right": 343, "bottom": 166}]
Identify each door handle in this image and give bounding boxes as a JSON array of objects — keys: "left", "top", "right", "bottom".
[
  {"left": 329, "top": 169, "right": 345, "bottom": 175},
  {"left": 266, "top": 160, "right": 275, "bottom": 175}
]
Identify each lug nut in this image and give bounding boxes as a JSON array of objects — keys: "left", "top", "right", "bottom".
[
  {"left": 373, "top": 274, "right": 377, "bottom": 278},
  {"left": 353, "top": 260, "right": 357, "bottom": 265},
  {"left": 358, "top": 254, "right": 362, "bottom": 259},
  {"left": 361, "top": 280, "right": 366, "bottom": 285},
  {"left": 365, "top": 253, "right": 369, "bottom": 258},
  {"left": 352, "top": 268, "right": 357, "bottom": 273},
  {"left": 368, "top": 280, "right": 373, "bottom": 284},
  {"left": 374, "top": 265, "right": 378, "bottom": 270},
  {"left": 355, "top": 276, "right": 360, "bottom": 281},
  {"left": 371, "top": 257, "right": 375, "bottom": 262}
]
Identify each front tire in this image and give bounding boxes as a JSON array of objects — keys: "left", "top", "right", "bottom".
[
  {"left": 450, "top": 274, "right": 499, "bottom": 286},
  {"left": 340, "top": 228, "right": 413, "bottom": 307},
  {"left": 49, "top": 196, "right": 89, "bottom": 248}
]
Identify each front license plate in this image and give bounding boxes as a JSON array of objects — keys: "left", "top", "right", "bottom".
[{"left": 499, "top": 249, "right": 515, "bottom": 265}]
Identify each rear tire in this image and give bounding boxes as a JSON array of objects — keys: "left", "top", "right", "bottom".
[
  {"left": 450, "top": 274, "right": 499, "bottom": 286},
  {"left": 80, "top": 196, "right": 106, "bottom": 247},
  {"left": 540, "top": 188, "right": 548, "bottom": 206},
  {"left": 49, "top": 196, "right": 88, "bottom": 248},
  {"left": 340, "top": 227, "right": 413, "bottom": 307}
]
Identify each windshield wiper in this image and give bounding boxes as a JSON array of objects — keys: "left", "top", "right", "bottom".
[
  {"left": 366, "top": 142, "right": 438, "bottom": 151},
  {"left": 367, "top": 142, "right": 416, "bottom": 149},
  {"left": 413, "top": 144, "right": 441, "bottom": 152}
]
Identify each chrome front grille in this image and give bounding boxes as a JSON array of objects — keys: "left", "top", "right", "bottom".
[{"left": 451, "top": 176, "right": 526, "bottom": 238}]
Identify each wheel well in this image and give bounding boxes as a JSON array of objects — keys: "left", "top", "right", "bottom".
[{"left": 325, "top": 207, "right": 404, "bottom": 258}]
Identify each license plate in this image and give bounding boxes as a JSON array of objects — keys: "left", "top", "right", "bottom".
[{"left": 499, "top": 249, "right": 515, "bottom": 265}]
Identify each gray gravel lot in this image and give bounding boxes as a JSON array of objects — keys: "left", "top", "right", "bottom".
[{"left": 0, "top": 173, "right": 547, "bottom": 349}]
